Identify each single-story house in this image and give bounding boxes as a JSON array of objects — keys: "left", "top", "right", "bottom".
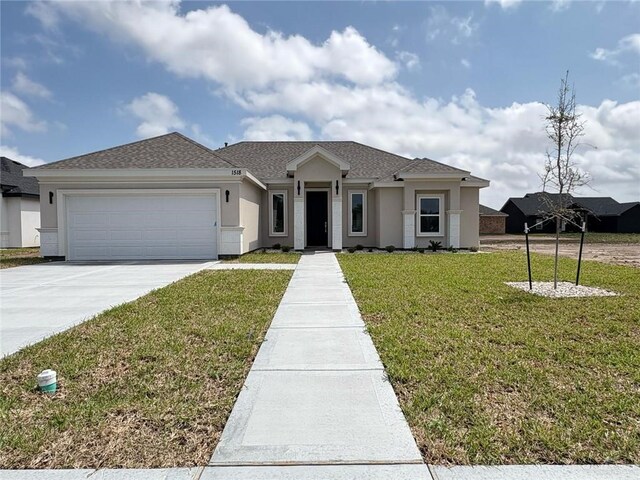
[
  {"left": 501, "top": 192, "right": 640, "bottom": 234},
  {"left": 25, "top": 132, "right": 489, "bottom": 261},
  {"left": 479, "top": 204, "right": 508, "bottom": 234},
  {"left": 1, "top": 157, "right": 41, "bottom": 248}
]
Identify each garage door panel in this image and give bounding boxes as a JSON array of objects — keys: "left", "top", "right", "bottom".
[{"left": 67, "top": 193, "right": 218, "bottom": 261}]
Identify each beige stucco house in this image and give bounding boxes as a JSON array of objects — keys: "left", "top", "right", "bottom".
[
  {"left": 25, "top": 132, "right": 489, "bottom": 261},
  {"left": 1, "top": 157, "right": 41, "bottom": 248}
]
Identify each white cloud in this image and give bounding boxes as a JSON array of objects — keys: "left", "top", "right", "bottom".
[
  {"left": 617, "top": 72, "right": 640, "bottom": 89},
  {"left": 461, "top": 58, "right": 472, "bottom": 69},
  {"left": 27, "top": 1, "right": 640, "bottom": 206},
  {"left": 40, "top": 2, "right": 396, "bottom": 90},
  {"left": 0, "top": 91, "right": 47, "bottom": 136},
  {"left": 397, "top": 51, "right": 420, "bottom": 71},
  {"left": 484, "top": 0, "right": 522, "bottom": 9},
  {"left": 550, "top": 0, "right": 571, "bottom": 12},
  {"left": 0, "top": 145, "right": 46, "bottom": 167},
  {"left": 25, "top": 1, "right": 61, "bottom": 30},
  {"left": 124, "top": 92, "right": 185, "bottom": 138},
  {"left": 426, "top": 6, "right": 478, "bottom": 44},
  {"left": 591, "top": 33, "right": 640, "bottom": 64},
  {"left": 12, "top": 72, "right": 52, "bottom": 99},
  {"left": 242, "top": 115, "right": 313, "bottom": 141}
]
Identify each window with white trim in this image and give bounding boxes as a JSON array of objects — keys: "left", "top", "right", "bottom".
[
  {"left": 417, "top": 195, "right": 443, "bottom": 236},
  {"left": 349, "top": 190, "right": 367, "bottom": 236},
  {"left": 270, "top": 191, "right": 287, "bottom": 236}
]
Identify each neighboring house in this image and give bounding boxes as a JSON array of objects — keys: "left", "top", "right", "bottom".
[
  {"left": 25, "top": 132, "right": 489, "bottom": 261},
  {"left": 501, "top": 192, "right": 640, "bottom": 234},
  {"left": 479, "top": 204, "right": 508, "bottom": 234},
  {"left": 1, "top": 157, "right": 41, "bottom": 248}
]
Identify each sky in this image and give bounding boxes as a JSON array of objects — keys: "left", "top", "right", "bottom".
[{"left": 1, "top": 0, "right": 638, "bottom": 208}]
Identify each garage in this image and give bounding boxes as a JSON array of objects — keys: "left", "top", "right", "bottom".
[{"left": 65, "top": 191, "right": 218, "bottom": 261}]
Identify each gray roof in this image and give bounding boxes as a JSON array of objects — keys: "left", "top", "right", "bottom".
[
  {"left": 33, "top": 132, "right": 235, "bottom": 170},
  {"left": 504, "top": 192, "right": 636, "bottom": 217},
  {"left": 1, "top": 157, "right": 40, "bottom": 197},
  {"left": 29, "top": 132, "right": 474, "bottom": 182},
  {"left": 216, "top": 141, "right": 467, "bottom": 181},
  {"left": 479, "top": 204, "right": 508, "bottom": 216}
]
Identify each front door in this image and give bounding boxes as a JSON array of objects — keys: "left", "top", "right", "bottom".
[{"left": 306, "top": 191, "right": 328, "bottom": 247}]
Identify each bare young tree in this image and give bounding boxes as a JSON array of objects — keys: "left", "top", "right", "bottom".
[{"left": 540, "top": 71, "right": 590, "bottom": 288}]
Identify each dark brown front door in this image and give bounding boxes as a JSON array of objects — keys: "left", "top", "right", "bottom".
[{"left": 306, "top": 191, "right": 328, "bottom": 247}]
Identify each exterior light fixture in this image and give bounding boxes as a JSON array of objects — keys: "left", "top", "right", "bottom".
[
  {"left": 297, "top": 180, "right": 301, "bottom": 196},
  {"left": 335, "top": 180, "right": 339, "bottom": 195},
  {"left": 49, "top": 192, "right": 54, "bottom": 204},
  {"left": 225, "top": 190, "right": 230, "bottom": 203}
]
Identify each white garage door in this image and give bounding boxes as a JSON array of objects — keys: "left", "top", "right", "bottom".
[{"left": 66, "top": 193, "right": 218, "bottom": 261}]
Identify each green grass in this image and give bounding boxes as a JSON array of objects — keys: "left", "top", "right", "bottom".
[
  {"left": 338, "top": 252, "right": 640, "bottom": 465},
  {"left": 224, "top": 251, "right": 301, "bottom": 264},
  {"left": 0, "top": 270, "right": 292, "bottom": 468},
  {"left": 0, "top": 247, "right": 51, "bottom": 269}
]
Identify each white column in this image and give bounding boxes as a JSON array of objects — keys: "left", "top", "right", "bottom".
[
  {"left": 294, "top": 196, "right": 305, "bottom": 250},
  {"left": 447, "top": 210, "right": 462, "bottom": 248},
  {"left": 402, "top": 210, "right": 416, "bottom": 249},
  {"left": 332, "top": 195, "right": 342, "bottom": 251}
]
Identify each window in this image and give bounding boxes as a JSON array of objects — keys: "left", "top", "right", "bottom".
[
  {"left": 417, "top": 195, "right": 443, "bottom": 236},
  {"left": 270, "top": 191, "right": 287, "bottom": 236},
  {"left": 349, "top": 190, "right": 367, "bottom": 236}
]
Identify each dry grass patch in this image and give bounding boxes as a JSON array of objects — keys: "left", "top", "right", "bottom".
[
  {"left": 1, "top": 248, "right": 52, "bottom": 269},
  {"left": 338, "top": 251, "right": 640, "bottom": 465},
  {"left": 0, "top": 269, "right": 292, "bottom": 468}
]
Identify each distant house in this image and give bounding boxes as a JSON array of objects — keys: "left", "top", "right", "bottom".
[
  {"left": 479, "top": 204, "right": 508, "bottom": 234},
  {"left": 1, "top": 157, "right": 41, "bottom": 247},
  {"left": 500, "top": 192, "right": 640, "bottom": 234}
]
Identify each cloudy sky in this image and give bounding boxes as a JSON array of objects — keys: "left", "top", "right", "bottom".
[{"left": 1, "top": 1, "right": 638, "bottom": 208}]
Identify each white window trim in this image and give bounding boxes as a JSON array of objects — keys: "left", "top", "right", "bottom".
[
  {"left": 348, "top": 190, "right": 367, "bottom": 236},
  {"left": 416, "top": 194, "right": 444, "bottom": 237},
  {"left": 269, "top": 190, "right": 288, "bottom": 237}
]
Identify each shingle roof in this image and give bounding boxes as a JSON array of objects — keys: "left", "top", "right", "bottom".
[
  {"left": 33, "top": 132, "right": 235, "bottom": 170},
  {"left": 479, "top": 204, "right": 508, "bottom": 216},
  {"left": 216, "top": 141, "right": 468, "bottom": 181},
  {"left": 504, "top": 192, "right": 635, "bottom": 217},
  {"left": 1, "top": 157, "right": 40, "bottom": 197}
]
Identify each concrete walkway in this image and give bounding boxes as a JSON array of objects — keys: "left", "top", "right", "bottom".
[{"left": 206, "top": 251, "right": 430, "bottom": 479}]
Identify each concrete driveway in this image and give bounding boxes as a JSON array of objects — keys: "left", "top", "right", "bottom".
[{"left": 0, "top": 261, "right": 214, "bottom": 357}]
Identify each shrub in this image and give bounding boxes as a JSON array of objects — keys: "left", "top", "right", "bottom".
[
  {"left": 428, "top": 240, "right": 441, "bottom": 252},
  {"left": 368, "top": 248, "right": 374, "bottom": 253},
  {"left": 385, "top": 245, "right": 396, "bottom": 253},
  {"left": 281, "top": 245, "right": 291, "bottom": 252},
  {"left": 272, "top": 243, "right": 281, "bottom": 250},
  {"left": 417, "top": 247, "right": 425, "bottom": 254},
  {"left": 356, "top": 244, "right": 364, "bottom": 251},
  {"left": 410, "top": 246, "right": 418, "bottom": 252},
  {"left": 469, "top": 246, "right": 479, "bottom": 252},
  {"left": 347, "top": 247, "right": 356, "bottom": 253}
]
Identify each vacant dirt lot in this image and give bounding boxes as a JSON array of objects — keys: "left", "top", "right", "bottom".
[{"left": 481, "top": 235, "right": 640, "bottom": 268}]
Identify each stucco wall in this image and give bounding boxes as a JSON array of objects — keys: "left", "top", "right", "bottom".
[
  {"left": 0, "top": 196, "right": 32, "bottom": 248},
  {"left": 20, "top": 197, "right": 41, "bottom": 247},
  {"left": 376, "top": 187, "right": 403, "bottom": 248},
  {"left": 261, "top": 184, "right": 295, "bottom": 248},
  {"left": 460, "top": 187, "right": 480, "bottom": 247},
  {"left": 342, "top": 185, "right": 376, "bottom": 248},
  {"left": 239, "top": 180, "right": 262, "bottom": 253}
]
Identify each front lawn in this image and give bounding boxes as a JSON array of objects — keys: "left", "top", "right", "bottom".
[
  {"left": 0, "top": 269, "right": 292, "bottom": 468},
  {"left": 338, "top": 251, "right": 639, "bottom": 465},
  {"left": 1, "top": 247, "right": 51, "bottom": 269},
  {"left": 224, "top": 251, "right": 301, "bottom": 264}
]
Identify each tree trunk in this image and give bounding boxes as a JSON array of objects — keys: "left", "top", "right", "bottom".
[{"left": 554, "top": 216, "right": 560, "bottom": 289}]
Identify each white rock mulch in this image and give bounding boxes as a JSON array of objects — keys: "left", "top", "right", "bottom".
[{"left": 506, "top": 281, "right": 618, "bottom": 298}]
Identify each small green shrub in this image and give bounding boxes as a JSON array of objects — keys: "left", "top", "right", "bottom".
[
  {"left": 417, "top": 247, "right": 425, "bottom": 254},
  {"left": 281, "top": 245, "right": 291, "bottom": 252},
  {"left": 428, "top": 240, "right": 442, "bottom": 252},
  {"left": 356, "top": 244, "right": 364, "bottom": 251},
  {"left": 272, "top": 243, "right": 281, "bottom": 250},
  {"left": 469, "top": 246, "right": 478, "bottom": 252},
  {"left": 385, "top": 245, "right": 396, "bottom": 253},
  {"left": 347, "top": 247, "right": 356, "bottom": 253},
  {"left": 368, "top": 248, "right": 374, "bottom": 253}
]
